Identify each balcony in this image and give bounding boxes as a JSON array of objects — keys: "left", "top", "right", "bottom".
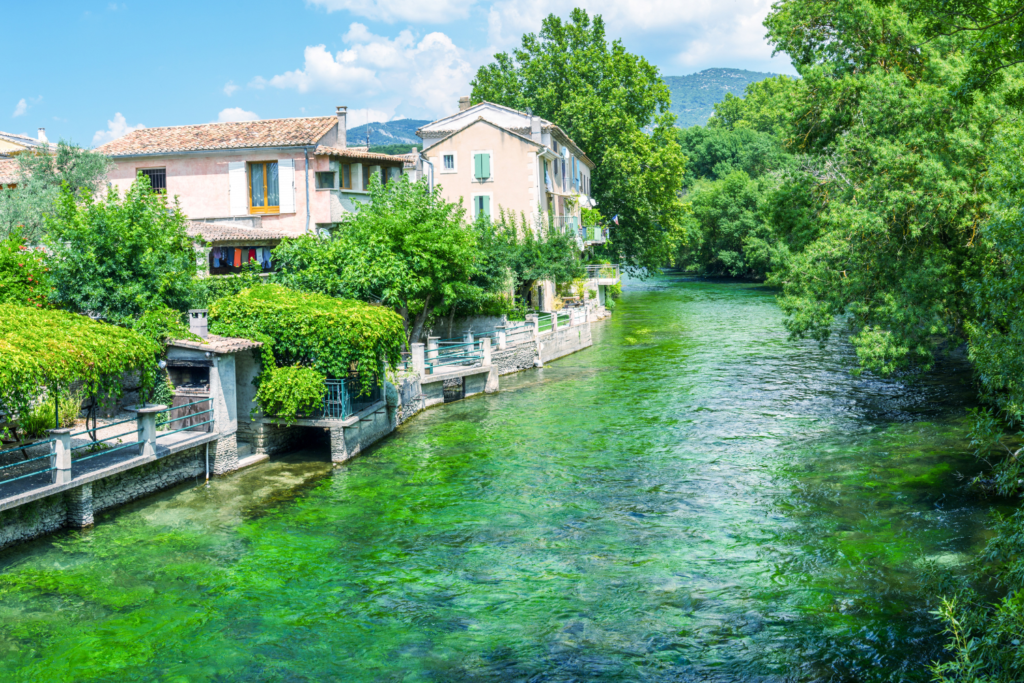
[
  {"left": 550, "top": 215, "right": 580, "bottom": 233},
  {"left": 584, "top": 263, "right": 621, "bottom": 285}
]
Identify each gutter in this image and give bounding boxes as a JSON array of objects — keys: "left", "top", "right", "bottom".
[
  {"left": 304, "top": 146, "right": 312, "bottom": 234},
  {"left": 103, "top": 145, "right": 316, "bottom": 159}
]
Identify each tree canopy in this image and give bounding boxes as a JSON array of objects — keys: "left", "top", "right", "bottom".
[
  {"left": 44, "top": 175, "right": 199, "bottom": 323},
  {"left": 0, "top": 142, "right": 111, "bottom": 243},
  {"left": 471, "top": 8, "right": 686, "bottom": 270}
]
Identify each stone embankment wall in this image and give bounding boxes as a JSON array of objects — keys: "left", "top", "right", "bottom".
[
  {"left": 0, "top": 443, "right": 210, "bottom": 550},
  {"left": 492, "top": 344, "right": 538, "bottom": 375},
  {"left": 539, "top": 323, "right": 593, "bottom": 364}
]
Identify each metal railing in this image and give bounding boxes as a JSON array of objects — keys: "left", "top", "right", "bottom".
[
  {"left": 425, "top": 340, "right": 484, "bottom": 373},
  {"left": 0, "top": 438, "right": 56, "bottom": 484},
  {"left": 580, "top": 226, "right": 608, "bottom": 243},
  {"left": 584, "top": 263, "right": 620, "bottom": 280},
  {"left": 537, "top": 313, "right": 554, "bottom": 333},
  {"left": 550, "top": 215, "right": 580, "bottom": 232},
  {"left": 71, "top": 414, "right": 143, "bottom": 461},
  {"left": 305, "top": 377, "right": 382, "bottom": 421},
  {"left": 155, "top": 398, "right": 214, "bottom": 440},
  {"left": 557, "top": 312, "right": 571, "bottom": 328}
]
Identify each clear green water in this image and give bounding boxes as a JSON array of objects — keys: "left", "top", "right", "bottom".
[{"left": 0, "top": 279, "right": 1000, "bottom": 682}]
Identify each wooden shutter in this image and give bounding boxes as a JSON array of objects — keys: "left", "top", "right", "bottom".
[
  {"left": 279, "top": 158, "right": 296, "bottom": 213},
  {"left": 474, "top": 153, "right": 491, "bottom": 180},
  {"left": 482, "top": 153, "right": 490, "bottom": 179},
  {"left": 482, "top": 195, "right": 491, "bottom": 218},
  {"left": 229, "top": 161, "right": 247, "bottom": 216}
]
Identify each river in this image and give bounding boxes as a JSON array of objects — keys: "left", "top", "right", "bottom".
[{"left": 0, "top": 277, "right": 999, "bottom": 682}]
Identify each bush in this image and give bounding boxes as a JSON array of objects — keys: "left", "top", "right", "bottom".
[
  {"left": 0, "top": 234, "right": 51, "bottom": 307},
  {"left": 255, "top": 366, "right": 326, "bottom": 420}
]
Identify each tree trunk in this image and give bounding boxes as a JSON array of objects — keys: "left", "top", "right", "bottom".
[
  {"left": 399, "top": 304, "right": 410, "bottom": 352},
  {"left": 446, "top": 306, "right": 457, "bottom": 339},
  {"left": 408, "top": 295, "right": 432, "bottom": 348}
]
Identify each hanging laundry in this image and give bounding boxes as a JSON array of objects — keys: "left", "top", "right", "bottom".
[
  {"left": 212, "top": 249, "right": 221, "bottom": 268},
  {"left": 234, "top": 248, "right": 242, "bottom": 267},
  {"left": 248, "top": 247, "right": 256, "bottom": 263}
]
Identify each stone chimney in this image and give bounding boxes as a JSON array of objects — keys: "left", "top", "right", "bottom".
[
  {"left": 37, "top": 128, "right": 48, "bottom": 144},
  {"left": 189, "top": 309, "right": 209, "bottom": 339},
  {"left": 336, "top": 106, "right": 347, "bottom": 148},
  {"left": 459, "top": 96, "right": 472, "bottom": 112},
  {"left": 530, "top": 116, "right": 542, "bottom": 144}
]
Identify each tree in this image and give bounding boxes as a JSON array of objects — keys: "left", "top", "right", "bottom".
[
  {"left": 273, "top": 176, "right": 476, "bottom": 346},
  {"left": 44, "top": 175, "right": 199, "bottom": 323},
  {"left": 0, "top": 141, "right": 112, "bottom": 242},
  {"left": 0, "top": 233, "right": 51, "bottom": 307},
  {"left": 471, "top": 8, "right": 686, "bottom": 270}
]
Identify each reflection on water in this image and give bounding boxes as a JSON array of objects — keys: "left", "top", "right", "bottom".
[{"left": 0, "top": 278, "right": 1000, "bottom": 682}]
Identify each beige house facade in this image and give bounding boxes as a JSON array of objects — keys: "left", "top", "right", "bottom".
[{"left": 417, "top": 99, "right": 596, "bottom": 232}]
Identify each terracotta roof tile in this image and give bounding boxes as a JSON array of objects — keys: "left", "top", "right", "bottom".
[
  {"left": 314, "top": 146, "right": 406, "bottom": 163},
  {"left": 167, "top": 334, "right": 263, "bottom": 354},
  {"left": 0, "top": 158, "right": 18, "bottom": 185},
  {"left": 96, "top": 117, "right": 337, "bottom": 156},
  {"left": 187, "top": 221, "right": 295, "bottom": 244}
]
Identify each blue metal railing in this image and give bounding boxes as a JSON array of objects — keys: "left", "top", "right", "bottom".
[
  {"left": 72, "top": 423, "right": 141, "bottom": 462},
  {"left": 557, "top": 312, "right": 571, "bottom": 327},
  {"left": 306, "top": 377, "right": 382, "bottom": 420},
  {"left": 0, "top": 438, "right": 56, "bottom": 484},
  {"left": 156, "top": 398, "right": 214, "bottom": 439},
  {"left": 425, "top": 340, "right": 483, "bottom": 372},
  {"left": 537, "top": 313, "right": 554, "bottom": 333}
]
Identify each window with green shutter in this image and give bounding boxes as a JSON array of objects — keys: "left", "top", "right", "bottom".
[
  {"left": 473, "top": 152, "right": 491, "bottom": 180},
  {"left": 474, "top": 195, "right": 491, "bottom": 219}
]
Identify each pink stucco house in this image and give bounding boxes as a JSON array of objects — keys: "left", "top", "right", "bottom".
[{"left": 97, "top": 107, "right": 406, "bottom": 274}]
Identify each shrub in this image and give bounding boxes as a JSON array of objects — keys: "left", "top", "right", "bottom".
[
  {"left": 0, "top": 234, "right": 51, "bottom": 307},
  {"left": 255, "top": 366, "right": 326, "bottom": 420}
]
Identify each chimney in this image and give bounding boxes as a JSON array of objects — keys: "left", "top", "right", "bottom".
[
  {"left": 189, "top": 309, "right": 209, "bottom": 339},
  {"left": 37, "top": 128, "right": 48, "bottom": 144},
  {"left": 458, "top": 96, "right": 471, "bottom": 112},
  {"left": 530, "top": 116, "right": 542, "bottom": 144},
  {"left": 336, "top": 106, "right": 347, "bottom": 148}
]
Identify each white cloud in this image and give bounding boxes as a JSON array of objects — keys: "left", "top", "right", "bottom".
[
  {"left": 92, "top": 112, "right": 145, "bottom": 146},
  {"left": 223, "top": 81, "right": 240, "bottom": 96},
  {"left": 12, "top": 99, "right": 27, "bottom": 117},
  {"left": 347, "top": 108, "right": 395, "bottom": 126},
  {"left": 485, "top": 0, "right": 788, "bottom": 72},
  {"left": 255, "top": 24, "right": 474, "bottom": 118},
  {"left": 307, "top": 0, "right": 476, "bottom": 23},
  {"left": 217, "top": 107, "right": 260, "bottom": 122}
]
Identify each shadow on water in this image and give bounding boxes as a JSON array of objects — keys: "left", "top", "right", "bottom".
[{"left": 0, "top": 276, "right": 1009, "bottom": 683}]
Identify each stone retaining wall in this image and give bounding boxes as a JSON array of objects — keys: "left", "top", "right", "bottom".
[{"left": 492, "top": 344, "right": 538, "bottom": 376}]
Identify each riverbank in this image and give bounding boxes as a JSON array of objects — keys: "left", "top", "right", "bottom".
[{"left": 0, "top": 277, "right": 1007, "bottom": 682}]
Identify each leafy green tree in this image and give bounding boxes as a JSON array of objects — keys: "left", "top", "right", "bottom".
[
  {"left": 0, "top": 141, "right": 112, "bottom": 242},
  {"left": 274, "top": 176, "right": 476, "bottom": 346},
  {"left": 471, "top": 8, "right": 686, "bottom": 270},
  {"left": 0, "top": 233, "right": 51, "bottom": 307},
  {"left": 676, "top": 125, "right": 787, "bottom": 186},
  {"left": 44, "top": 175, "right": 199, "bottom": 322}
]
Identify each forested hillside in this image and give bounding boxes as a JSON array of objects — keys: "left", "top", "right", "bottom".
[
  {"left": 346, "top": 118, "right": 430, "bottom": 148},
  {"left": 664, "top": 68, "right": 777, "bottom": 127}
]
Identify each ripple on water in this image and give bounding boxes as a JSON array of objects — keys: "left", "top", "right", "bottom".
[{"left": 0, "top": 277, "right": 1003, "bottom": 683}]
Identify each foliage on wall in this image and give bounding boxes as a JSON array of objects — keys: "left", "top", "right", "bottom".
[{"left": 0, "top": 234, "right": 51, "bottom": 307}]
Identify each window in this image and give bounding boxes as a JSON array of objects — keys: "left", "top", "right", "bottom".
[
  {"left": 340, "top": 164, "right": 352, "bottom": 189},
  {"left": 140, "top": 168, "right": 166, "bottom": 193},
  {"left": 443, "top": 154, "right": 455, "bottom": 170},
  {"left": 315, "top": 171, "right": 336, "bottom": 190},
  {"left": 249, "top": 161, "right": 279, "bottom": 214},
  {"left": 473, "top": 195, "right": 491, "bottom": 219},
  {"left": 473, "top": 152, "right": 491, "bottom": 181}
]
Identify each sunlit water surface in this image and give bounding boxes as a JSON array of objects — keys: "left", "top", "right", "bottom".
[{"left": 0, "top": 278, "right": 1000, "bottom": 682}]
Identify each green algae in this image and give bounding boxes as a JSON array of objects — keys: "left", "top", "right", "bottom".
[{"left": 0, "top": 278, "right": 1009, "bottom": 682}]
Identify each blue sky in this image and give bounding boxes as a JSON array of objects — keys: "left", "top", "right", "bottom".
[{"left": 2, "top": 0, "right": 795, "bottom": 148}]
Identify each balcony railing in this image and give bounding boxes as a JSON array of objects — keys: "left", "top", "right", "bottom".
[
  {"left": 580, "top": 226, "right": 609, "bottom": 243},
  {"left": 584, "top": 264, "right": 620, "bottom": 281},
  {"left": 302, "top": 377, "right": 382, "bottom": 421},
  {"left": 550, "top": 215, "right": 580, "bottom": 232}
]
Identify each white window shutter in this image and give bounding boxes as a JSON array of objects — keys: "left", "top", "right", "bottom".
[
  {"left": 228, "top": 162, "right": 247, "bottom": 216},
  {"left": 279, "top": 158, "right": 296, "bottom": 213}
]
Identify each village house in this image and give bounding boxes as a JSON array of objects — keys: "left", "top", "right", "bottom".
[
  {"left": 0, "top": 128, "right": 52, "bottom": 189},
  {"left": 96, "top": 107, "right": 407, "bottom": 273},
  {"left": 417, "top": 98, "right": 616, "bottom": 309}
]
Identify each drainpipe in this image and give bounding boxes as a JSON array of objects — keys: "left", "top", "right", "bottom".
[
  {"left": 304, "top": 146, "right": 312, "bottom": 234},
  {"left": 421, "top": 155, "right": 434, "bottom": 194},
  {"left": 205, "top": 441, "right": 210, "bottom": 483}
]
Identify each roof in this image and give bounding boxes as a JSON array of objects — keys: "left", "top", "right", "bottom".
[
  {"left": 417, "top": 102, "right": 594, "bottom": 168},
  {"left": 187, "top": 221, "right": 294, "bottom": 244},
  {"left": 0, "top": 158, "right": 18, "bottom": 185},
  {"left": 96, "top": 116, "right": 338, "bottom": 157},
  {"left": 168, "top": 334, "right": 263, "bottom": 354},
  {"left": 314, "top": 146, "right": 406, "bottom": 164},
  {"left": 0, "top": 130, "right": 46, "bottom": 150}
]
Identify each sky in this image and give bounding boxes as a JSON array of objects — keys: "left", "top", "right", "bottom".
[{"left": 1, "top": 0, "right": 795, "bottom": 148}]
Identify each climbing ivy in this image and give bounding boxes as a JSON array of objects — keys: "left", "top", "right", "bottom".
[
  {"left": 0, "top": 304, "right": 160, "bottom": 430},
  {"left": 209, "top": 284, "right": 405, "bottom": 419}
]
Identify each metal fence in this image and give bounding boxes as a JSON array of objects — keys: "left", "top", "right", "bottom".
[
  {"left": 537, "top": 313, "right": 554, "bottom": 333},
  {"left": 71, "top": 415, "right": 142, "bottom": 462},
  {"left": 306, "top": 377, "right": 382, "bottom": 421},
  {"left": 426, "top": 340, "right": 484, "bottom": 373},
  {"left": 0, "top": 438, "right": 56, "bottom": 484},
  {"left": 584, "top": 264, "right": 620, "bottom": 280},
  {"left": 155, "top": 398, "right": 214, "bottom": 441}
]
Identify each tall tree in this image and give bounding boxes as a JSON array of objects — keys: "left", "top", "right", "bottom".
[
  {"left": 0, "top": 141, "right": 112, "bottom": 242},
  {"left": 471, "top": 8, "right": 686, "bottom": 270}
]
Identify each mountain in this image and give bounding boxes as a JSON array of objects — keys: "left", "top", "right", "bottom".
[
  {"left": 663, "top": 69, "right": 779, "bottom": 128},
  {"left": 346, "top": 118, "right": 432, "bottom": 149}
]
